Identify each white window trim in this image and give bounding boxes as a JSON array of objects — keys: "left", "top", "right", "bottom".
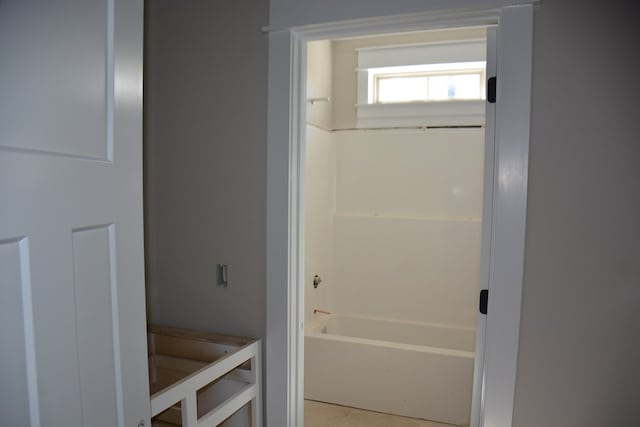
[
  {"left": 357, "top": 100, "right": 485, "bottom": 128},
  {"left": 356, "top": 39, "right": 487, "bottom": 69},
  {"left": 356, "top": 40, "right": 487, "bottom": 127}
]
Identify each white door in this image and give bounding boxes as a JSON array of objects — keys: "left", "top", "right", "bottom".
[{"left": 0, "top": 1, "right": 149, "bottom": 426}]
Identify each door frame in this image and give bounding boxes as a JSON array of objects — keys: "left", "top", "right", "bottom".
[{"left": 266, "top": 4, "right": 534, "bottom": 427}]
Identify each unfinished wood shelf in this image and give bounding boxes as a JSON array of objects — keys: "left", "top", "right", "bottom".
[{"left": 148, "top": 325, "right": 262, "bottom": 427}]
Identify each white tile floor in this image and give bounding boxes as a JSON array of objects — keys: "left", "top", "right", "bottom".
[{"left": 304, "top": 400, "right": 460, "bottom": 427}]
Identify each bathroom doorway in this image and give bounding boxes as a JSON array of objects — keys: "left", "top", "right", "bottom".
[
  {"left": 264, "top": 5, "right": 535, "bottom": 426},
  {"left": 302, "top": 26, "right": 494, "bottom": 427}
]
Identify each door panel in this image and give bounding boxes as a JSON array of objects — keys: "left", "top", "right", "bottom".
[
  {"left": 0, "top": 0, "right": 110, "bottom": 159},
  {"left": 0, "top": 1, "right": 149, "bottom": 426},
  {"left": 0, "top": 238, "right": 33, "bottom": 426},
  {"left": 72, "top": 225, "right": 119, "bottom": 426}
]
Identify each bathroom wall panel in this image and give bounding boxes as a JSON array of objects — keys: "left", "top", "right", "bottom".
[
  {"left": 304, "top": 125, "right": 335, "bottom": 325},
  {"left": 330, "top": 127, "right": 484, "bottom": 327},
  {"left": 306, "top": 41, "right": 333, "bottom": 130},
  {"left": 332, "top": 215, "right": 481, "bottom": 327},
  {"left": 334, "top": 128, "right": 484, "bottom": 220}
]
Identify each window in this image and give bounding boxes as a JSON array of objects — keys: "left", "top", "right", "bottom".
[
  {"left": 356, "top": 40, "right": 487, "bottom": 127},
  {"left": 369, "top": 62, "right": 485, "bottom": 103}
]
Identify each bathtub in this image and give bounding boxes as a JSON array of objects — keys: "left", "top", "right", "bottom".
[{"left": 304, "top": 314, "right": 475, "bottom": 426}]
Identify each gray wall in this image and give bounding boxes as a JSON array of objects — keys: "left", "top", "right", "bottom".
[
  {"left": 269, "top": 0, "right": 501, "bottom": 29},
  {"left": 144, "top": 0, "right": 640, "bottom": 425},
  {"left": 144, "top": 0, "right": 267, "bottom": 341},
  {"left": 514, "top": 1, "right": 640, "bottom": 426}
]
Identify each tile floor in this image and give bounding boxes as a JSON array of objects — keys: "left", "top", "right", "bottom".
[{"left": 304, "top": 400, "right": 459, "bottom": 427}]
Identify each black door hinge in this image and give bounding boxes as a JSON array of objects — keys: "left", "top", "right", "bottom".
[
  {"left": 487, "top": 77, "right": 497, "bottom": 103},
  {"left": 479, "top": 289, "right": 488, "bottom": 315}
]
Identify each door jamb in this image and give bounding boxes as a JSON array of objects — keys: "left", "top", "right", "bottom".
[{"left": 265, "top": 4, "right": 534, "bottom": 427}]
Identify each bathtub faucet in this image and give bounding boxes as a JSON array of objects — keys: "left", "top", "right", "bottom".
[{"left": 313, "top": 275, "right": 322, "bottom": 288}]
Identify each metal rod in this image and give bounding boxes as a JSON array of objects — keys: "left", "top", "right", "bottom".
[{"left": 307, "top": 97, "right": 330, "bottom": 105}]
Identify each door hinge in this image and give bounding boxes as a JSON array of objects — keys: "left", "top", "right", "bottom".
[
  {"left": 487, "top": 77, "right": 497, "bottom": 103},
  {"left": 479, "top": 289, "right": 488, "bottom": 315}
]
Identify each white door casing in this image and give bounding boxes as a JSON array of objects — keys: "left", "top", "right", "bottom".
[
  {"left": 0, "top": 1, "right": 149, "bottom": 426},
  {"left": 266, "top": 4, "right": 534, "bottom": 427}
]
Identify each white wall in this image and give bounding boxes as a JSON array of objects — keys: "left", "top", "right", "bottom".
[
  {"left": 334, "top": 129, "right": 484, "bottom": 218},
  {"left": 330, "top": 128, "right": 484, "bottom": 327},
  {"left": 303, "top": 125, "right": 335, "bottom": 326},
  {"left": 305, "top": 126, "right": 484, "bottom": 329},
  {"left": 304, "top": 41, "right": 336, "bottom": 326},
  {"left": 306, "top": 40, "right": 333, "bottom": 130}
]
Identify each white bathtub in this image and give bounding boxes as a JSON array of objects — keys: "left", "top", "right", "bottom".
[{"left": 304, "top": 314, "right": 475, "bottom": 426}]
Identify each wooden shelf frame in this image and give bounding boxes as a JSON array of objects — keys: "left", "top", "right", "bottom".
[{"left": 148, "top": 325, "right": 262, "bottom": 427}]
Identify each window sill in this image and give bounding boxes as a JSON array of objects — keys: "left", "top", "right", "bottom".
[{"left": 356, "top": 100, "right": 485, "bottom": 128}]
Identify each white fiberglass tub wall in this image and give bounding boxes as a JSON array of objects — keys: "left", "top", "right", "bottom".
[
  {"left": 305, "top": 314, "right": 475, "bottom": 425},
  {"left": 304, "top": 124, "right": 335, "bottom": 327},
  {"left": 304, "top": 40, "right": 335, "bottom": 328},
  {"left": 304, "top": 127, "right": 484, "bottom": 425},
  {"left": 331, "top": 128, "right": 484, "bottom": 327}
]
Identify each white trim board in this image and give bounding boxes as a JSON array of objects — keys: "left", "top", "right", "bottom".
[{"left": 266, "top": 4, "right": 534, "bottom": 427}]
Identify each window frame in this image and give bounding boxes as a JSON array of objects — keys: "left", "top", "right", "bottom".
[
  {"left": 355, "top": 40, "right": 487, "bottom": 128},
  {"left": 372, "top": 65, "right": 486, "bottom": 104}
]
